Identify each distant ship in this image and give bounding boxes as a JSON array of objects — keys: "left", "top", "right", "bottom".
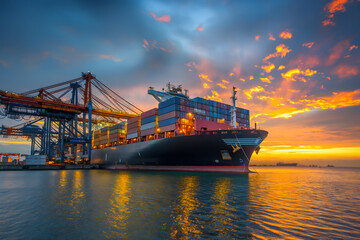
[
  {"left": 91, "top": 84, "right": 268, "bottom": 173},
  {"left": 276, "top": 162, "right": 298, "bottom": 166}
]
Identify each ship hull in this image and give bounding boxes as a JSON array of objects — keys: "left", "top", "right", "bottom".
[{"left": 91, "top": 129, "right": 268, "bottom": 173}]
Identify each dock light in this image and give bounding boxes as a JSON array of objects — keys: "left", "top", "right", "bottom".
[{"left": 156, "top": 128, "right": 161, "bottom": 133}]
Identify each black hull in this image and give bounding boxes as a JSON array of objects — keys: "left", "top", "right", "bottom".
[{"left": 91, "top": 129, "right": 268, "bottom": 172}]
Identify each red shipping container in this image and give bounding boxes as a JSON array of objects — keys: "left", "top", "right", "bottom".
[
  {"left": 159, "top": 124, "right": 176, "bottom": 132},
  {"left": 109, "top": 133, "right": 118, "bottom": 138},
  {"left": 128, "top": 116, "right": 141, "bottom": 124},
  {"left": 141, "top": 108, "right": 158, "bottom": 119},
  {"left": 194, "top": 119, "right": 231, "bottom": 131},
  {"left": 158, "top": 111, "right": 179, "bottom": 121},
  {"left": 140, "top": 128, "right": 156, "bottom": 136}
]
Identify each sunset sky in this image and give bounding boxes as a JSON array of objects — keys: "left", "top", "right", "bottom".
[{"left": 1, "top": 0, "right": 359, "bottom": 166}]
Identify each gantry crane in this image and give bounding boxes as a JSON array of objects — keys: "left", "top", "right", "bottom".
[{"left": 0, "top": 72, "right": 142, "bottom": 163}]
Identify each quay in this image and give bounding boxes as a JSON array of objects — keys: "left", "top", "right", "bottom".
[{"left": 0, "top": 164, "right": 99, "bottom": 171}]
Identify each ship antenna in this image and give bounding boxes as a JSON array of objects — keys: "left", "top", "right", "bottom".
[{"left": 230, "top": 86, "right": 237, "bottom": 128}]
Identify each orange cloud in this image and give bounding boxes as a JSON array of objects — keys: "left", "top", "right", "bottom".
[
  {"left": 216, "top": 83, "right": 227, "bottom": 89},
  {"left": 205, "top": 90, "right": 222, "bottom": 102},
  {"left": 150, "top": 12, "right": 171, "bottom": 22},
  {"left": 263, "top": 44, "right": 292, "bottom": 61},
  {"left": 261, "top": 63, "right": 275, "bottom": 73},
  {"left": 255, "top": 35, "right": 260, "bottom": 41},
  {"left": 197, "top": 25, "right": 204, "bottom": 32},
  {"left": 278, "top": 65, "right": 285, "bottom": 70},
  {"left": 203, "top": 83, "right": 210, "bottom": 89},
  {"left": 323, "top": 0, "right": 348, "bottom": 26},
  {"left": 331, "top": 64, "right": 359, "bottom": 78},
  {"left": 260, "top": 77, "right": 273, "bottom": 83},
  {"left": 271, "top": 108, "right": 310, "bottom": 119},
  {"left": 249, "top": 75, "right": 254, "bottom": 80},
  {"left": 199, "top": 74, "right": 213, "bottom": 82},
  {"left": 298, "top": 89, "right": 360, "bottom": 110},
  {"left": 222, "top": 79, "right": 229, "bottom": 84},
  {"left": 282, "top": 68, "right": 317, "bottom": 81},
  {"left": 322, "top": 19, "right": 335, "bottom": 26},
  {"left": 268, "top": 33, "right": 275, "bottom": 41},
  {"left": 244, "top": 86, "right": 265, "bottom": 99},
  {"left": 279, "top": 30, "right": 292, "bottom": 39},
  {"left": 98, "top": 54, "right": 123, "bottom": 62},
  {"left": 327, "top": 40, "right": 350, "bottom": 65},
  {"left": 325, "top": 0, "right": 348, "bottom": 13},
  {"left": 302, "top": 42, "right": 314, "bottom": 48},
  {"left": 349, "top": 45, "right": 358, "bottom": 51},
  {"left": 239, "top": 78, "right": 246, "bottom": 82}
]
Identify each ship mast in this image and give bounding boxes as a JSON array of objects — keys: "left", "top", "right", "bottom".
[{"left": 230, "top": 87, "right": 237, "bottom": 128}]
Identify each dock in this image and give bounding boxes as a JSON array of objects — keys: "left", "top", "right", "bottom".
[{"left": 0, "top": 164, "right": 100, "bottom": 171}]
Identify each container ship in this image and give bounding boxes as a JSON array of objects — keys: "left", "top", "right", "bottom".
[{"left": 91, "top": 84, "right": 268, "bottom": 173}]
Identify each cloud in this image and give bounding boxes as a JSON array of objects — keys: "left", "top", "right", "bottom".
[
  {"left": 222, "top": 79, "right": 229, "bottom": 83},
  {"left": 142, "top": 39, "right": 173, "bottom": 52},
  {"left": 197, "top": 25, "right": 204, "bottom": 32},
  {"left": 98, "top": 54, "right": 123, "bottom": 62},
  {"left": 216, "top": 83, "right": 227, "bottom": 89},
  {"left": 149, "top": 12, "right": 171, "bottom": 23},
  {"left": 198, "top": 73, "right": 212, "bottom": 82},
  {"left": 203, "top": 83, "right": 210, "bottom": 88},
  {"left": 297, "top": 89, "right": 360, "bottom": 110},
  {"left": 263, "top": 44, "right": 292, "bottom": 61},
  {"left": 322, "top": 0, "right": 349, "bottom": 26},
  {"left": 261, "top": 63, "right": 275, "bottom": 73},
  {"left": 327, "top": 40, "right": 350, "bottom": 65},
  {"left": 268, "top": 33, "right": 275, "bottom": 41},
  {"left": 278, "top": 65, "right": 285, "bottom": 70},
  {"left": 282, "top": 68, "right": 317, "bottom": 82},
  {"left": 302, "top": 42, "right": 314, "bottom": 48},
  {"left": 279, "top": 30, "right": 292, "bottom": 39},
  {"left": 260, "top": 77, "right": 273, "bottom": 83},
  {"left": 205, "top": 90, "right": 222, "bottom": 102},
  {"left": 349, "top": 45, "right": 358, "bottom": 51},
  {"left": 331, "top": 64, "right": 359, "bottom": 78},
  {"left": 244, "top": 86, "right": 265, "bottom": 99}
]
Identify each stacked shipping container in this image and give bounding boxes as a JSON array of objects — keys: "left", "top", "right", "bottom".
[
  {"left": 127, "top": 116, "right": 141, "bottom": 139},
  {"left": 93, "top": 96, "right": 250, "bottom": 147},
  {"left": 92, "top": 122, "right": 127, "bottom": 148},
  {"left": 157, "top": 97, "right": 250, "bottom": 133},
  {"left": 140, "top": 108, "right": 158, "bottom": 136}
]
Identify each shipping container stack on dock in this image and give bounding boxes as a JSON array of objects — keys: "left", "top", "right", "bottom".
[
  {"left": 140, "top": 108, "right": 158, "bottom": 139},
  {"left": 127, "top": 116, "right": 141, "bottom": 142},
  {"left": 100, "top": 127, "right": 109, "bottom": 147}
]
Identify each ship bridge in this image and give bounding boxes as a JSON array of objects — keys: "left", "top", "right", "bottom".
[{"left": 148, "top": 83, "right": 189, "bottom": 102}]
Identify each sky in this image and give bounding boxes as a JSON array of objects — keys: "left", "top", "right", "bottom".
[{"left": 0, "top": 0, "right": 360, "bottom": 166}]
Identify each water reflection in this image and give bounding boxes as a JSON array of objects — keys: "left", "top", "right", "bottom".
[
  {"left": 169, "top": 176, "right": 201, "bottom": 239},
  {"left": 103, "top": 172, "right": 131, "bottom": 239},
  {"left": 210, "top": 178, "right": 236, "bottom": 238}
]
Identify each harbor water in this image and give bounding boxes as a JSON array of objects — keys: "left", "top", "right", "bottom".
[{"left": 0, "top": 167, "right": 359, "bottom": 239}]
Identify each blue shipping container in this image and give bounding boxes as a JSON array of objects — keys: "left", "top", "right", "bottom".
[
  {"left": 141, "top": 115, "right": 156, "bottom": 125},
  {"left": 158, "top": 117, "right": 178, "bottom": 127}
]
